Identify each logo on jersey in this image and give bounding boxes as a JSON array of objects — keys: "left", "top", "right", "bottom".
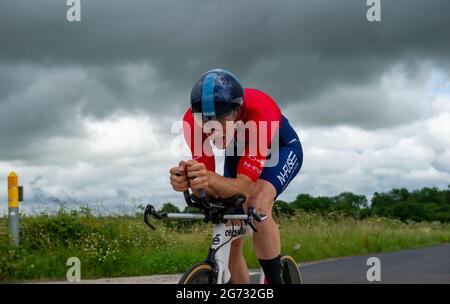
[
  {"left": 277, "top": 151, "right": 298, "bottom": 186},
  {"left": 243, "top": 161, "right": 263, "bottom": 175}
]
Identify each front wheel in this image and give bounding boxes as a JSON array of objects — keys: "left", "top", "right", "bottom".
[
  {"left": 281, "top": 255, "right": 303, "bottom": 284},
  {"left": 178, "top": 263, "right": 216, "bottom": 284}
]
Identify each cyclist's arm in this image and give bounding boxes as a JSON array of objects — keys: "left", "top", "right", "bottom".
[
  {"left": 206, "top": 172, "right": 253, "bottom": 199},
  {"left": 203, "top": 187, "right": 220, "bottom": 198},
  {"left": 186, "top": 160, "right": 253, "bottom": 199}
]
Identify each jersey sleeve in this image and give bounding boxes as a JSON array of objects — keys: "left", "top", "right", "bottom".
[
  {"left": 236, "top": 91, "right": 282, "bottom": 181},
  {"left": 182, "top": 109, "right": 215, "bottom": 172}
]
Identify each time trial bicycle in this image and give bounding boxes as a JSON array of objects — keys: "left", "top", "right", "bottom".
[{"left": 144, "top": 189, "right": 302, "bottom": 284}]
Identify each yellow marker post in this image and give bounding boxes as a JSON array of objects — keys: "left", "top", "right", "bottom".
[
  {"left": 8, "top": 172, "right": 20, "bottom": 246},
  {"left": 8, "top": 172, "right": 19, "bottom": 208}
]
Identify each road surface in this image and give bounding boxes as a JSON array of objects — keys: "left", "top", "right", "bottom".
[
  {"left": 298, "top": 244, "right": 450, "bottom": 283},
  {"left": 41, "top": 244, "right": 450, "bottom": 284}
]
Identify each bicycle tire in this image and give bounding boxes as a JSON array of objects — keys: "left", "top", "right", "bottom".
[
  {"left": 178, "top": 263, "right": 216, "bottom": 284},
  {"left": 281, "top": 254, "right": 303, "bottom": 284}
]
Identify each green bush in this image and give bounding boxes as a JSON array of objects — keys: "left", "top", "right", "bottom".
[{"left": 274, "top": 200, "right": 296, "bottom": 217}]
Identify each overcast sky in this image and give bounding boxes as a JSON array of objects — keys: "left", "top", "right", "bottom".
[{"left": 0, "top": 0, "right": 449, "bottom": 213}]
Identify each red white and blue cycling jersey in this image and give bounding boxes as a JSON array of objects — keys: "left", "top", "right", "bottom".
[{"left": 183, "top": 88, "right": 303, "bottom": 197}]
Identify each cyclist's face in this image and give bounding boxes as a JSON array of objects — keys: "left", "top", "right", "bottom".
[{"left": 204, "top": 112, "right": 238, "bottom": 149}]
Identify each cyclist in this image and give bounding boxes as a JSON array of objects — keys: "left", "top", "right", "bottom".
[{"left": 170, "top": 69, "right": 303, "bottom": 284}]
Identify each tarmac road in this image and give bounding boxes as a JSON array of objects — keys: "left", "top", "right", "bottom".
[
  {"left": 40, "top": 244, "right": 450, "bottom": 284},
  {"left": 293, "top": 244, "right": 450, "bottom": 284}
]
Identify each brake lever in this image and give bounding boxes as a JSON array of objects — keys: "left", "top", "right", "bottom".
[
  {"left": 253, "top": 212, "right": 268, "bottom": 222},
  {"left": 248, "top": 206, "right": 267, "bottom": 222},
  {"left": 144, "top": 204, "right": 167, "bottom": 230},
  {"left": 246, "top": 207, "right": 259, "bottom": 233},
  {"left": 144, "top": 205, "right": 156, "bottom": 230}
]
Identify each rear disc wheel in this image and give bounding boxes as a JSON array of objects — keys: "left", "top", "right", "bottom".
[{"left": 281, "top": 254, "right": 303, "bottom": 284}]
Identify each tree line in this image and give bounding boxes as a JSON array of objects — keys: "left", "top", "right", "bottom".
[{"left": 160, "top": 186, "right": 450, "bottom": 223}]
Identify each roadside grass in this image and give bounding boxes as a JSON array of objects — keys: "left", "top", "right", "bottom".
[{"left": 0, "top": 210, "right": 449, "bottom": 282}]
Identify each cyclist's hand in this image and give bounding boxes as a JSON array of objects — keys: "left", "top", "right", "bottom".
[
  {"left": 169, "top": 161, "right": 189, "bottom": 192},
  {"left": 185, "top": 160, "right": 209, "bottom": 190}
]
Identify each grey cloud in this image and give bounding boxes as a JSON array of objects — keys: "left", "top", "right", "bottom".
[
  {"left": 0, "top": 1, "right": 448, "bottom": 152},
  {"left": 0, "top": 0, "right": 449, "bottom": 202},
  {"left": 288, "top": 63, "right": 434, "bottom": 128},
  {"left": 0, "top": 63, "right": 183, "bottom": 160},
  {"left": 0, "top": 65, "right": 87, "bottom": 159},
  {"left": 1, "top": 0, "right": 450, "bottom": 104}
]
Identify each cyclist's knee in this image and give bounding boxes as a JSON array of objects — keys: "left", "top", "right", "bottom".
[{"left": 248, "top": 180, "right": 276, "bottom": 217}]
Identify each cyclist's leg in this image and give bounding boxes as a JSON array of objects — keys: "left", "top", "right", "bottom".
[
  {"left": 247, "top": 179, "right": 283, "bottom": 283},
  {"left": 228, "top": 238, "right": 250, "bottom": 283},
  {"left": 249, "top": 142, "right": 303, "bottom": 284},
  {"left": 223, "top": 154, "right": 250, "bottom": 283},
  {"left": 249, "top": 180, "right": 279, "bottom": 258}
]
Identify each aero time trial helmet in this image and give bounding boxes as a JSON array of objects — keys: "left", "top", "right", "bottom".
[{"left": 190, "top": 69, "right": 244, "bottom": 122}]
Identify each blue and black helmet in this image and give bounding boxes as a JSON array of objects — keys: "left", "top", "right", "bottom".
[{"left": 190, "top": 69, "right": 244, "bottom": 121}]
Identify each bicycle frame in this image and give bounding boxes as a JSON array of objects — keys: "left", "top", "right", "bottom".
[
  {"left": 209, "top": 221, "right": 258, "bottom": 284},
  {"left": 144, "top": 190, "right": 268, "bottom": 284},
  {"left": 150, "top": 212, "right": 266, "bottom": 284}
]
